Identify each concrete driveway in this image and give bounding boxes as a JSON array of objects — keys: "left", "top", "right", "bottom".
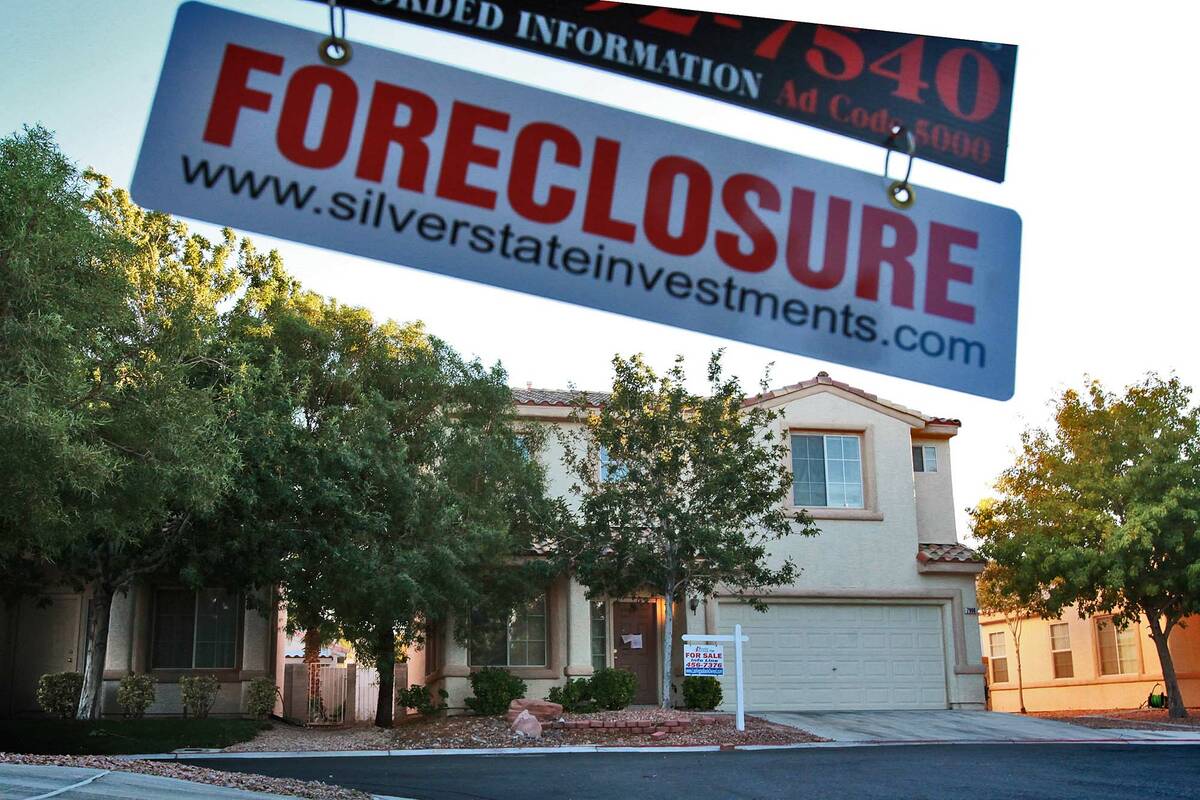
[{"left": 757, "top": 710, "right": 1142, "bottom": 743}]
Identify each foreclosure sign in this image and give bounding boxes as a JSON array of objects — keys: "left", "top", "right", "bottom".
[
  {"left": 314, "top": 0, "right": 1017, "bottom": 182},
  {"left": 683, "top": 644, "right": 724, "bottom": 676},
  {"left": 133, "top": 3, "right": 1022, "bottom": 399}
]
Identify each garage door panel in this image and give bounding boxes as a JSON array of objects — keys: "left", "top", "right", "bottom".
[{"left": 717, "top": 602, "right": 947, "bottom": 711}]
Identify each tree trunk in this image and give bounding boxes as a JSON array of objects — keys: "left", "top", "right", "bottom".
[
  {"left": 661, "top": 587, "right": 674, "bottom": 710},
  {"left": 1146, "top": 615, "right": 1187, "bottom": 719},
  {"left": 374, "top": 624, "right": 396, "bottom": 728},
  {"left": 1012, "top": 618, "right": 1026, "bottom": 714},
  {"left": 76, "top": 587, "right": 114, "bottom": 720}
]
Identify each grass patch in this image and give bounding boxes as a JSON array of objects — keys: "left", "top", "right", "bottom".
[{"left": 0, "top": 718, "right": 270, "bottom": 755}]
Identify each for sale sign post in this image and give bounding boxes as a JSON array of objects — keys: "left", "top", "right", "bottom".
[
  {"left": 133, "top": 3, "right": 1022, "bottom": 399},
  {"left": 683, "top": 644, "right": 724, "bottom": 677}
]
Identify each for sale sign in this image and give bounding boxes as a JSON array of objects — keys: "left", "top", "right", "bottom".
[
  {"left": 316, "top": 1, "right": 1017, "bottom": 182},
  {"left": 684, "top": 644, "right": 724, "bottom": 676},
  {"left": 133, "top": 3, "right": 1022, "bottom": 399}
]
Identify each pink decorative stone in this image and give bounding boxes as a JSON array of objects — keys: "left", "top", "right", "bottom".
[
  {"left": 510, "top": 709, "right": 542, "bottom": 739},
  {"left": 505, "top": 698, "right": 563, "bottom": 723}
]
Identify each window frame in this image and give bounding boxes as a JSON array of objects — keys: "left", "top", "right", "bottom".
[
  {"left": 787, "top": 428, "right": 879, "bottom": 519},
  {"left": 988, "top": 631, "right": 1009, "bottom": 683},
  {"left": 1095, "top": 617, "right": 1141, "bottom": 676},
  {"left": 912, "top": 444, "right": 938, "bottom": 473},
  {"left": 1049, "top": 622, "right": 1074, "bottom": 679},
  {"left": 468, "top": 594, "right": 549, "bottom": 669},
  {"left": 150, "top": 588, "right": 241, "bottom": 671},
  {"left": 590, "top": 600, "right": 609, "bottom": 671}
]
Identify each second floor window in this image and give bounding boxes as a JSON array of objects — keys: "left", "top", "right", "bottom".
[
  {"left": 791, "top": 434, "right": 864, "bottom": 508},
  {"left": 152, "top": 588, "right": 238, "bottom": 669},
  {"left": 912, "top": 445, "right": 938, "bottom": 472},
  {"left": 599, "top": 445, "right": 628, "bottom": 482}
]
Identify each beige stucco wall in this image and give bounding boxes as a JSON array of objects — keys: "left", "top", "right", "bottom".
[
  {"left": 981, "top": 608, "right": 1200, "bottom": 712},
  {"left": 912, "top": 437, "right": 958, "bottom": 544}
]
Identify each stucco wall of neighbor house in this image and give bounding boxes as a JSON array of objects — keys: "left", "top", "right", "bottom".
[
  {"left": 981, "top": 609, "right": 1200, "bottom": 712},
  {"left": 912, "top": 437, "right": 958, "bottom": 544}
]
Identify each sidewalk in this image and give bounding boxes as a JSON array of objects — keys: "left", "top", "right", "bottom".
[{"left": 0, "top": 763, "right": 306, "bottom": 800}]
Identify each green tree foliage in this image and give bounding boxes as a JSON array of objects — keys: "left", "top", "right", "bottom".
[
  {"left": 975, "top": 374, "right": 1200, "bottom": 718},
  {"left": 195, "top": 248, "right": 559, "bottom": 727},
  {"left": 557, "top": 353, "right": 817, "bottom": 708},
  {"left": 1, "top": 128, "right": 242, "bottom": 718}
]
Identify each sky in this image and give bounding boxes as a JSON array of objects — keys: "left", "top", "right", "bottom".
[{"left": 4, "top": 1, "right": 1198, "bottom": 539}]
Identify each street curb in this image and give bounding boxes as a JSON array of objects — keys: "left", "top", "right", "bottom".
[{"left": 118, "top": 736, "right": 1200, "bottom": 761}]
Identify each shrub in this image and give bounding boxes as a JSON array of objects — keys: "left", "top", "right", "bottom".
[
  {"left": 36, "top": 672, "right": 83, "bottom": 719},
  {"left": 397, "top": 684, "right": 449, "bottom": 716},
  {"left": 547, "top": 677, "right": 594, "bottom": 712},
  {"left": 116, "top": 674, "right": 156, "bottom": 718},
  {"left": 464, "top": 667, "right": 526, "bottom": 716},
  {"left": 681, "top": 676, "right": 723, "bottom": 711},
  {"left": 245, "top": 677, "right": 278, "bottom": 720},
  {"left": 179, "top": 674, "right": 221, "bottom": 719},
  {"left": 590, "top": 667, "right": 637, "bottom": 710}
]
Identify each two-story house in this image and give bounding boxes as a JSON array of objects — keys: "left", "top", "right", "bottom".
[{"left": 421, "top": 372, "right": 988, "bottom": 712}]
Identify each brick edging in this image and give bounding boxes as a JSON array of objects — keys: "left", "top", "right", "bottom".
[{"left": 549, "top": 717, "right": 723, "bottom": 736}]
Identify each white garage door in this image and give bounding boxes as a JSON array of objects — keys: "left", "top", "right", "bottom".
[{"left": 717, "top": 602, "right": 948, "bottom": 711}]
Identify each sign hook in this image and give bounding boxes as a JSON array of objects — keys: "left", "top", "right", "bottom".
[
  {"left": 319, "top": 0, "right": 352, "bottom": 66},
  {"left": 883, "top": 124, "right": 917, "bottom": 210}
]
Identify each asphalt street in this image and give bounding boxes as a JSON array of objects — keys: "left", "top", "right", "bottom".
[{"left": 184, "top": 744, "right": 1200, "bottom": 800}]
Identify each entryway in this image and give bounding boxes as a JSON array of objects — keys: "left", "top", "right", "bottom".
[
  {"left": 612, "top": 600, "right": 658, "bottom": 705},
  {"left": 10, "top": 593, "right": 83, "bottom": 715}
]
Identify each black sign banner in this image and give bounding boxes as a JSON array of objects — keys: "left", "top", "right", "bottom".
[{"left": 310, "top": 1, "right": 1017, "bottom": 182}]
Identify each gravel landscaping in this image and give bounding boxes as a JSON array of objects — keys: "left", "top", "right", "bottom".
[
  {"left": 1031, "top": 709, "right": 1200, "bottom": 731},
  {"left": 0, "top": 753, "right": 370, "bottom": 799},
  {"left": 226, "top": 710, "right": 824, "bottom": 751}
]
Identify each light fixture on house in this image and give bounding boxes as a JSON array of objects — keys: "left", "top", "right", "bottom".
[{"left": 688, "top": 597, "right": 700, "bottom": 613}]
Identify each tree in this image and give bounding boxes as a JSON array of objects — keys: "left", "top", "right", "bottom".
[
  {"left": 557, "top": 353, "right": 818, "bottom": 708},
  {"left": 1, "top": 128, "right": 243, "bottom": 718},
  {"left": 975, "top": 374, "right": 1200, "bottom": 718},
  {"left": 975, "top": 560, "right": 1032, "bottom": 713},
  {"left": 195, "top": 264, "right": 558, "bottom": 727}
]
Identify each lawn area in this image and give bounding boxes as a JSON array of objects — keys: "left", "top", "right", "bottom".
[{"left": 0, "top": 718, "right": 269, "bottom": 755}]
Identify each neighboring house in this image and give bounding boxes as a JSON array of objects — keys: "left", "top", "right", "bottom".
[
  {"left": 1, "top": 370, "right": 987, "bottom": 717},
  {"left": 0, "top": 586, "right": 283, "bottom": 718},
  {"left": 980, "top": 608, "right": 1200, "bottom": 712},
  {"left": 421, "top": 371, "right": 988, "bottom": 712}
]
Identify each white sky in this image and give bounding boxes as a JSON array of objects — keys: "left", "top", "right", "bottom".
[{"left": 4, "top": 1, "right": 1198, "bottom": 539}]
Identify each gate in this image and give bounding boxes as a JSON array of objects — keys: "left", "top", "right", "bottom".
[{"left": 354, "top": 665, "right": 380, "bottom": 723}]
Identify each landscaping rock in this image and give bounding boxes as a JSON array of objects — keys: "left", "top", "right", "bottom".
[
  {"left": 505, "top": 698, "right": 563, "bottom": 723},
  {"left": 510, "top": 710, "right": 542, "bottom": 739}
]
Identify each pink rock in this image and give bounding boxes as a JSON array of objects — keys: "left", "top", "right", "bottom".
[
  {"left": 651, "top": 730, "right": 668, "bottom": 740},
  {"left": 505, "top": 698, "right": 564, "bottom": 723},
  {"left": 511, "top": 709, "right": 542, "bottom": 739}
]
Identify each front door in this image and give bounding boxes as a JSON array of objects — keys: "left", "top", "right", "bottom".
[
  {"left": 612, "top": 600, "right": 658, "bottom": 705},
  {"left": 12, "top": 593, "right": 83, "bottom": 714}
]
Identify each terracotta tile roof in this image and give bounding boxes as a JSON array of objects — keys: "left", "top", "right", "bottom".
[
  {"left": 917, "top": 542, "right": 984, "bottom": 564},
  {"left": 746, "top": 371, "right": 960, "bottom": 427},
  {"left": 512, "top": 387, "right": 610, "bottom": 407}
]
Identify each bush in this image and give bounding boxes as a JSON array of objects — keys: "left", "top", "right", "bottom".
[
  {"left": 590, "top": 667, "right": 637, "bottom": 710},
  {"left": 464, "top": 668, "right": 526, "bottom": 716},
  {"left": 36, "top": 672, "right": 83, "bottom": 719},
  {"left": 179, "top": 675, "right": 221, "bottom": 719},
  {"left": 547, "top": 677, "right": 594, "bottom": 712},
  {"left": 245, "top": 677, "right": 278, "bottom": 720},
  {"left": 116, "top": 674, "right": 156, "bottom": 718},
  {"left": 397, "top": 684, "right": 449, "bottom": 716},
  {"left": 681, "top": 676, "right": 723, "bottom": 711}
]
